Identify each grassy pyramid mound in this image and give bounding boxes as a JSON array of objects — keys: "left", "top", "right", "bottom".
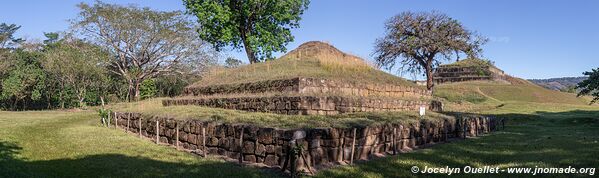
[
  {"left": 165, "top": 41, "right": 438, "bottom": 116},
  {"left": 189, "top": 41, "right": 418, "bottom": 88}
]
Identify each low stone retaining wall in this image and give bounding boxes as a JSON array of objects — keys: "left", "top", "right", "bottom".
[
  {"left": 162, "top": 96, "right": 441, "bottom": 115},
  {"left": 110, "top": 112, "right": 502, "bottom": 174},
  {"left": 184, "top": 77, "right": 431, "bottom": 99},
  {"left": 433, "top": 66, "right": 508, "bottom": 84}
]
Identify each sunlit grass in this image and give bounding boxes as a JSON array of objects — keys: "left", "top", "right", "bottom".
[
  {"left": 314, "top": 102, "right": 599, "bottom": 178},
  {"left": 0, "top": 111, "right": 278, "bottom": 177},
  {"left": 190, "top": 58, "right": 419, "bottom": 88}
]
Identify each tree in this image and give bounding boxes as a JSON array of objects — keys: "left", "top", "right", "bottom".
[
  {"left": 225, "top": 57, "right": 243, "bottom": 68},
  {"left": 184, "top": 0, "right": 310, "bottom": 63},
  {"left": 43, "top": 32, "right": 60, "bottom": 45},
  {"left": 1, "top": 50, "right": 46, "bottom": 110},
  {"left": 373, "top": 11, "right": 487, "bottom": 90},
  {"left": 576, "top": 68, "right": 599, "bottom": 104},
  {"left": 0, "top": 23, "right": 24, "bottom": 48},
  {"left": 72, "top": 1, "right": 215, "bottom": 101},
  {"left": 139, "top": 79, "right": 157, "bottom": 100},
  {"left": 42, "top": 37, "right": 109, "bottom": 108},
  {"left": 0, "top": 23, "right": 22, "bottom": 77}
]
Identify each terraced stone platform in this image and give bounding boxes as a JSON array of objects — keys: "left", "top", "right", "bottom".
[
  {"left": 434, "top": 58, "right": 507, "bottom": 84},
  {"left": 163, "top": 41, "right": 442, "bottom": 115},
  {"left": 164, "top": 77, "right": 441, "bottom": 115}
]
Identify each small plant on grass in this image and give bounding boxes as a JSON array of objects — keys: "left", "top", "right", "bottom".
[{"left": 98, "top": 108, "right": 112, "bottom": 127}]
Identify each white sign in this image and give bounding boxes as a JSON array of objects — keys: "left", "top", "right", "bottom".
[
  {"left": 293, "top": 130, "right": 306, "bottom": 140},
  {"left": 419, "top": 106, "right": 426, "bottom": 117}
]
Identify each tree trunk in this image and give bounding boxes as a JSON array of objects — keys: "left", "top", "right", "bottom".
[
  {"left": 59, "top": 83, "right": 65, "bottom": 109},
  {"left": 100, "top": 96, "right": 105, "bottom": 108},
  {"left": 79, "top": 98, "right": 85, "bottom": 108},
  {"left": 134, "top": 80, "right": 141, "bottom": 101},
  {"left": 425, "top": 62, "right": 435, "bottom": 91},
  {"left": 127, "top": 79, "right": 134, "bottom": 102},
  {"left": 240, "top": 31, "right": 258, "bottom": 63},
  {"left": 22, "top": 98, "right": 27, "bottom": 111},
  {"left": 46, "top": 95, "right": 52, "bottom": 109},
  {"left": 13, "top": 98, "right": 18, "bottom": 111}
]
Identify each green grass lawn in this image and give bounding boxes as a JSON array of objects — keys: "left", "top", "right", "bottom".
[
  {"left": 314, "top": 102, "right": 599, "bottom": 178},
  {"left": 0, "top": 94, "right": 599, "bottom": 177},
  {"left": 0, "top": 111, "right": 281, "bottom": 177},
  {"left": 1, "top": 102, "right": 598, "bottom": 177}
]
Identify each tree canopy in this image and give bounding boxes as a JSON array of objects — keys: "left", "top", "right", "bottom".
[
  {"left": 0, "top": 23, "right": 24, "bottom": 48},
  {"left": 373, "top": 11, "right": 487, "bottom": 90},
  {"left": 73, "top": 1, "right": 216, "bottom": 101},
  {"left": 577, "top": 68, "right": 599, "bottom": 104},
  {"left": 1, "top": 50, "right": 46, "bottom": 110},
  {"left": 42, "top": 37, "right": 110, "bottom": 107},
  {"left": 184, "top": 0, "right": 310, "bottom": 63}
]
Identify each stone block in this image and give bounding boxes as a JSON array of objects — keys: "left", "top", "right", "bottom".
[
  {"left": 242, "top": 141, "right": 255, "bottom": 154},
  {"left": 264, "top": 155, "right": 278, "bottom": 166},
  {"left": 255, "top": 143, "right": 266, "bottom": 157},
  {"left": 244, "top": 155, "right": 256, "bottom": 163}
]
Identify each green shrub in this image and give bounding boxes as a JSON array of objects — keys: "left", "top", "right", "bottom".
[{"left": 140, "top": 79, "right": 157, "bottom": 100}]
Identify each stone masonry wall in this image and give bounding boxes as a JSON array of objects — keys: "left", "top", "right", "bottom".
[
  {"left": 162, "top": 96, "right": 440, "bottom": 115},
  {"left": 111, "top": 112, "right": 500, "bottom": 174},
  {"left": 184, "top": 77, "right": 431, "bottom": 99},
  {"left": 434, "top": 66, "right": 507, "bottom": 84}
]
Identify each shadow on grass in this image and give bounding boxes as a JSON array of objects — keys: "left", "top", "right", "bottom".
[
  {"left": 0, "top": 141, "right": 281, "bottom": 178},
  {"left": 314, "top": 110, "right": 599, "bottom": 178}
]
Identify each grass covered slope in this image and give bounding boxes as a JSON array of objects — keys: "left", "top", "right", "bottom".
[
  {"left": 435, "top": 78, "right": 589, "bottom": 106},
  {"left": 440, "top": 58, "right": 495, "bottom": 68},
  {"left": 109, "top": 98, "right": 451, "bottom": 129},
  {"left": 189, "top": 41, "right": 419, "bottom": 88}
]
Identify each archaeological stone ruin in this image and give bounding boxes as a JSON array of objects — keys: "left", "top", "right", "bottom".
[
  {"left": 163, "top": 41, "right": 442, "bottom": 115},
  {"left": 109, "top": 41, "right": 501, "bottom": 175},
  {"left": 434, "top": 58, "right": 508, "bottom": 84},
  {"left": 111, "top": 112, "right": 501, "bottom": 174}
]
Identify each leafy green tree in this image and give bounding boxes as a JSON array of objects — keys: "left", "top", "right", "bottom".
[
  {"left": 139, "top": 79, "right": 157, "bottom": 100},
  {"left": 184, "top": 0, "right": 310, "bottom": 63},
  {"left": 577, "top": 68, "right": 599, "bottom": 104},
  {"left": 225, "top": 57, "right": 243, "bottom": 68},
  {"left": 373, "top": 11, "right": 487, "bottom": 90},
  {"left": 42, "top": 38, "right": 109, "bottom": 108},
  {"left": 155, "top": 72, "right": 200, "bottom": 97},
  {"left": 0, "top": 48, "right": 12, "bottom": 77},
  {"left": 0, "top": 23, "right": 24, "bottom": 48},
  {"left": 0, "top": 23, "right": 22, "bottom": 80},
  {"left": 1, "top": 50, "right": 46, "bottom": 110},
  {"left": 43, "top": 32, "right": 60, "bottom": 45},
  {"left": 73, "top": 1, "right": 216, "bottom": 101}
]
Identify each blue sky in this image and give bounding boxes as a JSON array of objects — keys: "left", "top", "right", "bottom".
[{"left": 1, "top": 0, "right": 598, "bottom": 79}]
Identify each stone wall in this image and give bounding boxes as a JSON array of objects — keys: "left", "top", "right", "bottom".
[
  {"left": 111, "top": 112, "right": 501, "bottom": 174},
  {"left": 184, "top": 77, "right": 431, "bottom": 99},
  {"left": 162, "top": 96, "right": 440, "bottom": 115},
  {"left": 184, "top": 78, "right": 300, "bottom": 96},
  {"left": 434, "top": 66, "right": 507, "bottom": 84}
]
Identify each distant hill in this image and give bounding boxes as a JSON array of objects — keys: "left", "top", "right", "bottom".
[{"left": 528, "top": 77, "right": 587, "bottom": 91}]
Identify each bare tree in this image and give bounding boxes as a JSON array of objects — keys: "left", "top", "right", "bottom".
[
  {"left": 373, "top": 11, "right": 487, "bottom": 90},
  {"left": 72, "top": 1, "right": 216, "bottom": 101}
]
